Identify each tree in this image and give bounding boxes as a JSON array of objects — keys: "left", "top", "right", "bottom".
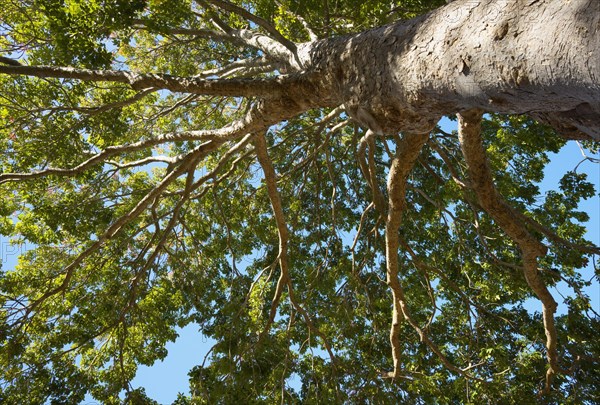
[{"left": 0, "top": 0, "right": 598, "bottom": 402}]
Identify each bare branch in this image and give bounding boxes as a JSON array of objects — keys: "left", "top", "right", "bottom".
[
  {"left": 192, "top": 1, "right": 302, "bottom": 70},
  {"left": 133, "top": 18, "right": 299, "bottom": 70},
  {"left": 187, "top": 134, "right": 254, "bottom": 195}
]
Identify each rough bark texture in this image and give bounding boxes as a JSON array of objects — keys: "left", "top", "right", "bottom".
[
  {"left": 2, "top": 1, "right": 597, "bottom": 138},
  {"left": 304, "top": 0, "right": 600, "bottom": 139}
]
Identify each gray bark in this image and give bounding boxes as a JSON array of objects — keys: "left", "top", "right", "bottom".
[
  {"left": 304, "top": 0, "right": 600, "bottom": 139},
  {"left": 1, "top": 0, "right": 598, "bottom": 139}
]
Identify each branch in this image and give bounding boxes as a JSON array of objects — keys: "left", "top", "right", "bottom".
[
  {"left": 13, "top": 141, "right": 220, "bottom": 328},
  {"left": 195, "top": 57, "right": 274, "bottom": 79},
  {"left": 181, "top": 133, "right": 255, "bottom": 197},
  {"left": 458, "top": 109, "right": 560, "bottom": 395},
  {"left": 133, "top": 18, "right": 299, "bottom": 70},
  {"left": 385, "top": 134, "right": 483, "bottom": 380},
  {"left": 193, "top": 1, "right": 302, "bottom": 70},
  {"left": 205, "top": 0, "right": 297, "bottom": 54},
  {"left": 427, "top": 140, "right": 469, "bottom": 188},
  {"left": 0, "top": 56, "right": 23, "bottom": 66},
  {"left": 385, "top": 132, "right": 429, "bottom": 377},
  {"left": 431, "top": 138, "right": 597, "bottom": 256},
  {"left": 254, "top": 132, "right": 290, "bottom": 338},
  {"left": 0, "top": 63, "right": 301, "bottom": 98},
  {"left": 0, "top": 99, "right": 305, "bottom": 185},
  {"left": 357, "top": 130, "right": 386, "bottom": 216},
  {"left": 516, "top": 211, "right": 600, "bottom": 255},
  {"left": 254, "top": 132, "right": 336, "bottom": 364},
  {"left": 131, "top": 20, "right": 237, "bottom": 42},
  {"left": 275, "top": 0, "right": 318, "bottom": 41},
  {"left": 119, "top": 168, "right": 197, "bottom": 323},
  {"left": 105, "top": 156, "right": 177, "bottom": 170}
]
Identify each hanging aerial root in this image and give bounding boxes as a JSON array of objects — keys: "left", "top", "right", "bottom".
[
  {"left": 384, "top": 132, "right": 482, "bottom": 381},
  {"left": 458, "top": 109, "right": 560, "bottom": 394}
]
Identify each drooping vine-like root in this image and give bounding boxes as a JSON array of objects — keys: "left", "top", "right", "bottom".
[
  {"left": 385, "top": 132, "right": 429, "bottom": 377},
  {"left": 457, "top": 109, "right": 560, "bottom": 394}
]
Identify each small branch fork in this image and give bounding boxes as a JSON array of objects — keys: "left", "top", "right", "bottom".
[
  {"left": 253, "top": 132, "right": 336, "bottom": 364},
  {"left": 457, "top": 109, "right": 560, "bottom": 394}
]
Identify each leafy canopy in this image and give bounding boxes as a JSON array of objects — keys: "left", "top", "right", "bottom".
[{"left": 0, "top": 0, "right": 598, "bottom": 403}]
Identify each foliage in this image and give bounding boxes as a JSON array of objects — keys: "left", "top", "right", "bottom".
[{"left": 0, "top": 0, "right": 598, "bottom": 403}]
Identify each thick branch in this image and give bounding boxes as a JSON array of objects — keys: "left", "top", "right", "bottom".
[
  {"left": 254, "top": 132, "right": 336, "bottom": 363},
  {"left": 385, "top": 133, "right": 482, "bottom": 381},
  {"left": 307, "top": 0, "right": 600, "bottom": 139},
  {"left": 385, "top": 132, "right": 428, "bottom": 377},
  {"left": 458, "top": 109, "right": 560, "bottom": 394},
  {"left": 0, "top": 63, "right": 307, "bottom": 98},
  {"left": 357, "top": 130, "right": 386, "bottom": 216},
  {"left": 254, "top": 132, "right": 290, "bottom": 337}
]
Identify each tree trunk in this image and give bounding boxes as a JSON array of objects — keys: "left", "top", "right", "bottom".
[
  {"left": 1, "top": 0, "right": 597, "bottom": 138},
  {"left": 304, "top": 0, "right": 599, "bottom": 139}
]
